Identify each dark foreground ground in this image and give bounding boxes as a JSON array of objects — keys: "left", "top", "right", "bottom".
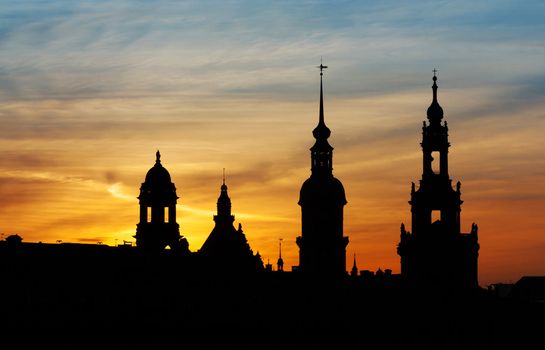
[{"left": 1, "top": 243, "right": 544, "bottom": 349}]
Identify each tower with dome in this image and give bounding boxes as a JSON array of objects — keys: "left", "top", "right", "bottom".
[
  {"left": 296, "top": 64, "right": 349, "bottom": 275},
  {"left": 134, "top": 151, "right": 189, "bottom": 253},
  {"left": 397, "top": 73, "right": 480, "bottom": 289}
]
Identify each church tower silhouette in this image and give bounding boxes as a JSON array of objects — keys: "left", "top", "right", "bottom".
[
  {"left": 397, "top": 73, "right": 480, "bottom": 289},
  {"left": 199, "top": 173, "right": 262, "bottom": 271},
  {"left": 134, "top": 151, "right": 188, "bottom": 252},
  {"left": 296, "top": 64, "right": 348, "bottom": 275}
]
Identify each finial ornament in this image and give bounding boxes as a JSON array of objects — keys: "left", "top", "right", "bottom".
[
  {"left": 221, "top": 168, "right": 228, "bottom": 191},
  {"left": 427, "top": 69, "right": 444, "bottom": 122},
  {"left": 313, "top": 59, "right": 331, "bottom": 140},
  {"left": 317, "top": 58, "right": 328, "bottom": 76},
  {"left": 156, "top": 150, "right": 161, "bottom": 163}
]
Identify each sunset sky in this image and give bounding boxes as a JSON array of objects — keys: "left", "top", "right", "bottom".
[{"left": 1, "top": 1, "right": 544, "bottom": 286}]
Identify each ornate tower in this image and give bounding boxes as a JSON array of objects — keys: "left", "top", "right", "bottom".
[
  {"left": 135, "top": 151, "right": 187, "bottom": 252},
  {"left": 397, "top": 73, "right": 480, "bottom": 289},
  {"left": 296, "top": 64, "right": 349, "bottom": 275},
  {"left": 199, "top": 174, "right": 263, "bottom": 271}
]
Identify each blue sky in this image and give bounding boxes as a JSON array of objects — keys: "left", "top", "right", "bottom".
[{"left": 2, "top": 0, "right": 544, "bottom": 101}]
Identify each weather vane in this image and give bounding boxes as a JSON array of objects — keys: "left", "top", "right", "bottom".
[{"left": 317, "top": 57, "right": 328, "bottom": 76}]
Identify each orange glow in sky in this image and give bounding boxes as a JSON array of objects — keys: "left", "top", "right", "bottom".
[{"left": 1, "top": 1, "right": 545, "bottom": 287}]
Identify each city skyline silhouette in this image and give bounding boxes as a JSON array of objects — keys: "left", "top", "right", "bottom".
[
  {"left": 2, "top": 2, "right": 545, "bottom": 346},
  {"left": 1, "top": 0, "right": 545, "bottom": 289},
  {"left": 0, "top": 68, "right": 485, "bottom": 278},
  {"left": 1, "top": 69, "right": 544, "bottom": 349}
]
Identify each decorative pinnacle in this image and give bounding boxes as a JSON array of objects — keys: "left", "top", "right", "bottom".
[
  {"left": 312, "top": 60, "right": 331, "bottom": 140},
  {"left": 432, "top": 73, "right": 437, "bottom": 103},
  {"left": 155, "top": 150, "right": 161, "bottom": 164},
  {"left": 221, "top": 168, "right": 228, "bottom": 191},
  {"left": 279, "top": 238, "right": 283, "bottom": 259},
  {"left": 317, "top": 57, "right": 328, "bottom": 76},
  {"left": 427, "top": 69, "right": 444, "bottom": 122},
  {"left": 432, "top": 69, "right": 438, "bottom": 98}
]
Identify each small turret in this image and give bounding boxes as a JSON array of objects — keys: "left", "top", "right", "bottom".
[
  {"left": 350, "top": 254, "right": 359, "bottom": 277},
  {"left": 277, "top": 238, "right": 284, "bottom": 272}
]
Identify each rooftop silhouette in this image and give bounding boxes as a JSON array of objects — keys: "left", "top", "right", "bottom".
[
  {"left": 398, "top": 73, "right": 480, "bottom": 290},
  {"left": 0, "top": 68, "right": 543, "bottom": 349},
  {"left": 297, "top": 64, "right": 348, "bottom": 276}
]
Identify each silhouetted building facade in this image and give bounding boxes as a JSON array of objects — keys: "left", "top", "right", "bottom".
[
  {"left": 135, "top": 151, "right": 188, "bottom": 252},
  {"left": 199, "top": 177, "right": 263, "bottom": 271},
  {"left": 397, "top": 74, "right": 479, "bottom": 289},
  {"left": 296, "top": 65, "right": 348, "bottom": 275}
]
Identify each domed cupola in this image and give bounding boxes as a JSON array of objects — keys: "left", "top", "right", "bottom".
[
  {"left": 135, "top": 151, "right": 185, "bottom": 252},
  {"left": 145, "top": 150, "right": 172, "bottom": 184},
  {"left": 140, "top": 151, "right": 178, "bottom": 203}
]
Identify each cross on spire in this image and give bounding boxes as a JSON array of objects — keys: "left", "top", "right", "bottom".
[
  {"left": 433, "top": 68, "right": 438, "bottom": 77},
  {"left": 317, "top": 58, "right": 328, "bottom": 76}
]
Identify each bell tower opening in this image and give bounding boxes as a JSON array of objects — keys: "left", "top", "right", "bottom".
[
  {"left": 432, "top": 210, "right": 440, "bottom": 223},
  {"left": 431, "top": 151, "right": 440, "bottom": 174},
  {"left": 135, "top": 151, "right": 183, "bottom": 251}
]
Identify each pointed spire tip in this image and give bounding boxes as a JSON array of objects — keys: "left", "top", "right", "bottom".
[
  {"left": 220, "top": 168, "right": 228, "bottom": 191},
  {"left": 427, "top": 70, "right": 444, "bottom": 122},
  {"left": 312, "top": 61, "right": 331, "bottom": 140}
]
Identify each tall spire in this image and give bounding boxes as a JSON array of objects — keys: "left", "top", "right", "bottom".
[
  {"left": 277, "top": 238, "right": 284, "bottom": 272},
  {"left": 319, "top": 62, "right": 326, "bottom": 126},
  {"left": 313, "top": 61, "right": 331, "bottom": 140},
  {"left": 427, "top": 69, "right": 444, "bottom": 124},
  {"left": 309, "top": 61, "right": 334, "bottom": 176}
]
